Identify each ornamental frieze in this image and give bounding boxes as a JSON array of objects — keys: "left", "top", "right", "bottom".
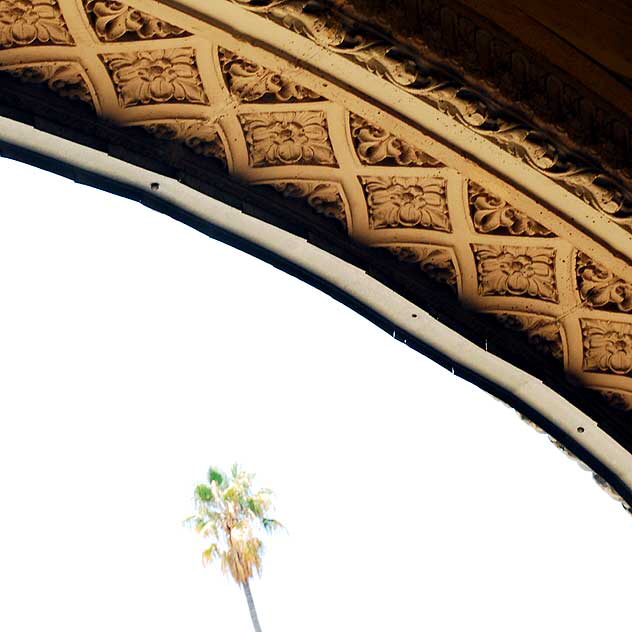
[
  {"left": 229, "top": 0, "right": 632, "bottom": 226},
  {"left": 1, "top": 0, "right": 632, "bottom": 422}
]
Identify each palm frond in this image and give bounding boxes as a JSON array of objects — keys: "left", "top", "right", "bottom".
[{"left": 207, "top": 467, "right": 224, "bottom": 488}]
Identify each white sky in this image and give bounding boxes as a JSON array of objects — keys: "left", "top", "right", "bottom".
[{"left": 0, "top": 157, "right": 630, "bottom": 632}]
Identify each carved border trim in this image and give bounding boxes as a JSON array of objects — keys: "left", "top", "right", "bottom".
[{"left": 228, "top": 0, "right": 632, "bottom": 228}]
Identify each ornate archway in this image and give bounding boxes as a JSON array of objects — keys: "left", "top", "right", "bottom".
[{"left": 1, "top": 0, "right": 631, "bottom": 510}]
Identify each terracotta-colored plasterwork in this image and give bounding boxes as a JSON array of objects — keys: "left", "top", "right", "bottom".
[{"left": 0, "top": 1, "right": 631, "bottom": 424}]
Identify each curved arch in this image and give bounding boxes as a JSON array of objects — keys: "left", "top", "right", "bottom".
[{"left": 0, "top": 0, "right": 631, "bottom": 510}]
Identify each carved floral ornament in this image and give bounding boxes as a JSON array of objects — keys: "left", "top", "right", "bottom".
[
  {"left": 0, "top": 0, "right": 72, "bottom": 47},
  {"left": 240, "top": 111, "right": 336, "bottom": 166},
  {"left": 2, "top": 1, "right": 632, "bottom": 421},
  {"left": 228, "top": 0, "right": 632, "bottom": 226},
  {"left": 582, "top": 320, "right": 632, "bottom": 376},
  {"left": 102, "top": 48, "right": 207, "bottom": 107},
  {"left": 362, "top": 176, "right": 449, "bottom": 231},
  {"left": 472, "top": 245, "right": 558, "bottom": 302}
]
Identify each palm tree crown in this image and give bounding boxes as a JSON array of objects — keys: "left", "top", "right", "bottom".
[{"left": 186, "top": 464, "right": 282, "bottom": 632}]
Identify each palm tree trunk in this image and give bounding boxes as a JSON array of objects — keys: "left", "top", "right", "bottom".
[{"left": 242, "top": 579, "right": 262, "bottom": 632}]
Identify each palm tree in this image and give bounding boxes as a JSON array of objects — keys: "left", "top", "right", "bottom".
[{"left": 186, "top": 465, "right": 283, "bottom": 632}]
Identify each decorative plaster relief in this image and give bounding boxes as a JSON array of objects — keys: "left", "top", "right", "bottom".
[
  {"left": 102, "top": 48, "right": 207, "bottom": 107},
  {"left": 468, "top": 181, "right": 552, "bottom": 237},
  {"left": 493, "top": 312, "right": 563, "bottom": 361},
  {"left": 349, "top": 113, "right": 442, "bottom": 166},
  {"left": 83, "top": 0, "right": 187, "bottom": 42},
  {"left": 582, "top": 319, "right": 632, "bottom": 376},
  {"left": 5, "top": 62, "right": 93, "bottom": 105},
  {"left": 229, "top": 0, "right": 632, "bottom": 226},
  {"left": 472, "top": 245, "right": 558, "bottom": 302},
  {"left": 219, "top": 47, "right": 321, "bottom": 103},
  {"left": 388, "top": 245, "right": 457, "bottom": 290},
  {"left": 576, "top": 252, "right": 632, "bottom": 313},
  {"left": 272, "top": 181, "right": 347, "bottom": 227},
  {"left": 362, "top": 176, "right": 449, "bottom": 231},
  {"left": 0, "top": 0, "right": 73, "bottom": 47},
  {"left": 141, "top": 120, "right": 226, "bottom": 164},
  {"left": 240, "top": 111, "right": 336, "bottom": 166}
]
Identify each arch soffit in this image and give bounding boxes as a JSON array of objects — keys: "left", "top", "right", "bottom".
[{"left": 0, "top": 0, "right": 631, "bottom": 510}]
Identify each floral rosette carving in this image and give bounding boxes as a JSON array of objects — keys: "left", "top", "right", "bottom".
[
  {"left": 142, "top": 120, "right": 226, "bottom": 164},
  {"left": 240, "top": 111, "right": 336, "bottom": 166},
  {"left": 349, "top": 114, "right": 442, "bottom": 167},
  {"left": 473, "top": 245, "right": 558, "bottom": 302},
  {"left": 6, "top": 63, "right": 93, "bottom": 105},
  {"left": 362, "top": 176, "right": 449, "bottom": 231},
  {"left": 272, "top": 181, "right": 347, "bottom": 227},
  {"left": 0, "top": 0, "right": 73, "bottom": 47},
  {"left": 468, "top": 181, "right": 552, "bottom": 236},
  {"left": 83, "top": 0, "right": 186, "bottom": 42},
  {"left": 219, "top": 48, "right": 320, "bottom": 103},
  {"left": 582, "top": 319, "right": 632, "bottom": 375},
  {"left": 102, "top": 48, "right": 207, "bottom": 106},
  {"left": 228, "top": 0, "right": 632, "bottom": 225},
  {"left": 576, "top": 252, "right": 632, "bottom": 312},
  {"left": 493, "top": 312, "right": 563, "bottom": 361},
  {"left": 388, "top": 245, "right": 457, "bottom": 290}
]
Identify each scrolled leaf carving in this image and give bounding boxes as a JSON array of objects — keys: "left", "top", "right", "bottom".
[
  {"left": 5, "top": 63, "right": 93, "bottom": 106},
  {"left": 141, "top": 120, "right": 226, "bottom": 164},
  {"left": 219, "top": 47, "right": 320, "bottom": 103},
  {"left": 83, "top": 0, "right": 187, "bottom": 42},
  {"left": 576, "top": 252, "right": 632, "bottom": 313},
  {"left": 272, "top": 180, "right": 347, "bottom": 227},
  {"left": 350, "top": 113, "right": 442, "bottom": 167},
  {"left": 468, "top": 181, "right": 552, "bottom": 237},
  {"left": 0, "top": 0, "right": 73, "bottom": 48},
  {"left": 228, "top": 0, "right": 632, "bottom": 226},
  {"left": 388, "top": 245, "right": 457, "bottom": 290},
  {"left": 493, "top": 312, "right": 563, "bottom": 361}
]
